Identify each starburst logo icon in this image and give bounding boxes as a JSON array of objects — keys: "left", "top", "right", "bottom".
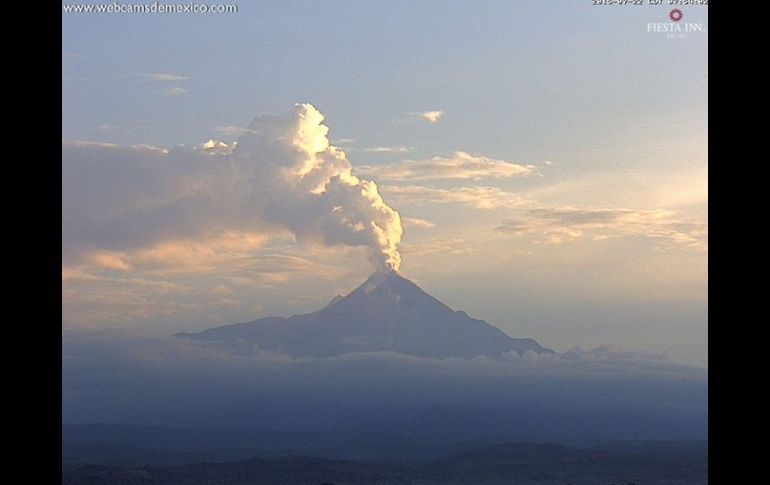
[{"left": 669, "top": 9, "right": 683, "bottom": 22}]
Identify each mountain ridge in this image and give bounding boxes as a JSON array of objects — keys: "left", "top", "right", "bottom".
[{"left": 175, "top": 271, "right": 554, "bottom": 359}]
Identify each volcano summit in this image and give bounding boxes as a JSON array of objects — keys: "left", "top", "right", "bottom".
[{"left": 176, "top": 271, "right": 554, "bottom": 359}]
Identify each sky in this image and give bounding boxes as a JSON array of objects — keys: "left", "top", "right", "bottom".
[{"left": 62, "top": 1, "right": 708, "bottom": 367}]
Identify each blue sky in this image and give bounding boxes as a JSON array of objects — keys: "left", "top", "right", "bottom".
[{"left": 62, "top": 2, "right": 708, "bottom": 366}]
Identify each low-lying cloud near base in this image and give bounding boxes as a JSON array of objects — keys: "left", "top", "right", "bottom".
[
  {"left": 62, "top": 331, "right": 707, "bottom": 439},
  {"left": 62, "top": 331, "right": 695, "bottom": 376}
]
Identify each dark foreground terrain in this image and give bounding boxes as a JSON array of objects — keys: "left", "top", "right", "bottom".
[{"left": 62, "top": 440, "right": 707, "bottom": 485}]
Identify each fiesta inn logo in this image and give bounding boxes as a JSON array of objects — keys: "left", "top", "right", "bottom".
[{"left": 648, "top": 9, "right": 704, "bottom": 38}]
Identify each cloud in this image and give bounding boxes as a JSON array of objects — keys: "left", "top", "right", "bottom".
[
  {"left": 161, "top": 86, "right": 190, "bottom": 96},
  {"left": 62, "top": 332, "right": 706, "bottom": 435},
  {"left": 88, "top": 251, "right": 133, "bottom": 272},
  {"left": 331, "top": 138, "right": 356, "bottom": 145},
  {"left": 62, "top": 240, "right": 347, "bottom": 328},
  {"left": 495, "top": 207, "right": 708, "bottom": 249},
  {"left": 400, "top": 239, "right": 472, "bottom": 258},
  {"left": 63, "top": 103, "right": 403, "bottom": 275},
  {"left": 412, "top": 110, "right": 444, "bottom": 123},
  {"left": 62, "top": 274, "right": 202, "bottom": 326},
  {"left": 401, "top": 217, "right": 436, "bottom": 229},
  {"left": 214, "top": 126, "right": 257, "bottom": 137},
  {"left": 197, "top": 139, "right": 235, "bottom": 154},
  {"left": 63, "top": 332, "right": 702, "bottom": 378},
  {"left": 104, "top": 232, "right": 269, "bottom": 274},
  {"left": 365, "top": 146, "right": 414, "bottom": 154},
  {"left": 563, "top": 345, "right": 669, "bottom": 362},
  {"left": 135, "top": 72, "right": 188, "bottom": 81},
  {"left": 358, "top": 152, "right": 535, "bottom": 181},
  {"left": 383, "top": 185, "right": 530, "bottom": 210},
  {"left": 211, "top": 284, "right": 233, "bottom": 296}
]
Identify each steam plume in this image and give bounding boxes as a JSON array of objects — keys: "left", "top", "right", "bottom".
[
  {"left": 236, "top": 104, "right": 403, "bottom": 270},
  {"left": 62, "top": 104, "right": 403, "bottom": 272}
]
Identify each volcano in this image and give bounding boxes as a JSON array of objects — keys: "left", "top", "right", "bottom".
[{"left": 176, "top": 271, "right": 554, "bottom": 359}]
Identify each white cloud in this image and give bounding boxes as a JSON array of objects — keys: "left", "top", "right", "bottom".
[
  {"left": 135, "top": 72, "right": 188, "bottom": 81},
  {"left": 412, "top": 110, "right": 444, "bottom": 123},
  {"left": 401, "top": 217, "right": 436, "bottom": 229},
  {"left": 161, "top": 86, "right": 190, "bottom": 96},
  {"left": 563, "top": 345, "right": 669, "bottom": 362},
  {"left": 214, "top": 125, "right": 257, "bottom": 137},
  {"left": 383, "top": 185, "right": 530, "bottom": 210},
  {"left": 495, "top": 206, "right": 707, "bottom": 249},
  {"left": 332, "top": 138, "right": 356, "bottom": 145},
  {"left": 197, "top": 139, "right": 235, "bottom": 154},
  {"left": 365, "top": 146, "right": 413, "bottom": 154},
  {"left": 358, "top": 151, "right": 535, "bottom": 181}
]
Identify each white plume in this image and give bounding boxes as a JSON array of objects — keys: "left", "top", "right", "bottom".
[
  {"left": 234, "top": 103, "right": 403, "bottom": 270},
  {"left": 62, "top": 103, "right": 403, "bottom": 272}
]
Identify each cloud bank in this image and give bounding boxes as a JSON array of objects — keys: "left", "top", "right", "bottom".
[
  {"left": 496, "top": 207, "right": 708, "bottom": 248},
  {"left": 62, "top": 331, "right": 707, "bottom": 436},
  {"left": 62, "top": 104, "right": 403, "bottom": 273},
  {"left": 359, "top": 151, "right": 534, "bottom": 181},
  {"left": 383, "top": 185, "right": 530, "bottom": 210}
]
